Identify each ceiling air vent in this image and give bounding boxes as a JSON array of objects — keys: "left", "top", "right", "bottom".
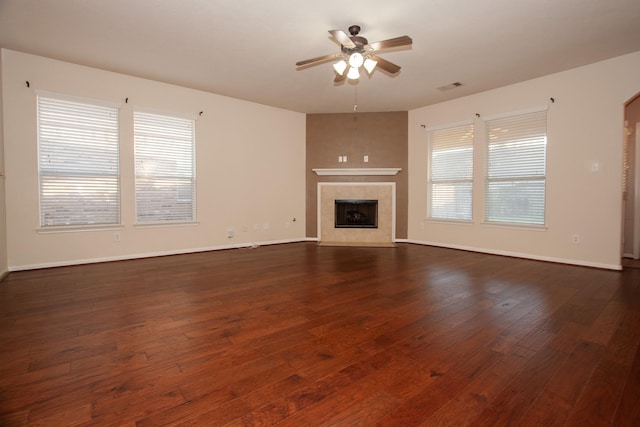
[{"left": 437, "top": 82, "right": 463, "bottom": 91}]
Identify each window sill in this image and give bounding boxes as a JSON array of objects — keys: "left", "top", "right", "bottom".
[
  {"left": 480, "top": 222, "right": 547, "bottom": 231},
  {"left": 134, "top": 221, "right": 199, "bottom": 229},
  {"left": 422, "top": 219, "right": 547, "bottom": 231},
  {"left": 425, "top": 218, "right": 474, "bottom": 226},
  {"left": 38, "top": 224, "right": 123, "bottom": 234}
]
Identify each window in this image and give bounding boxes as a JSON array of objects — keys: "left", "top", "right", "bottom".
[
  {"left": 134, "top": 111, "right": 196, "bottom": 223},
  {"left": 485, "top": 109, "right": 547, "bottom": 225},
  {"left": 427, "top": 122, "right": 474, "bottom": 220},
  {"left": 38, "top": 96, "right": 120, "bottom": 227}
]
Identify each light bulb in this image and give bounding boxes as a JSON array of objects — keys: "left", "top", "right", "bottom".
[
  {"left": 348, "top": 52, "right": 364, "bottom": 68},
  {"left": 347, "top": 66, "right": 360, "bottom": 80},
  {"left": 363, "top": 58, "right": 377, "bottom": 74},
  {"left": 332, "top": 60, "right": 347, "bottom": 76}
]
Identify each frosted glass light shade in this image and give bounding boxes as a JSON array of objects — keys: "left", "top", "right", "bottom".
[
  {"left": 348, "top": 52, "right": 364, "bottom": 68},
  {"left": 347, "top": 66, "right": 360, "bottom": 80},
  {"left": 333, "top": 60, "right": 347, "bottom": 75},
  {"left": 363, "top": 58, "right": 377, "bottom": 74}
]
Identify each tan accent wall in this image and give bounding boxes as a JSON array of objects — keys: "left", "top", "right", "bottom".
[{"left": 305, "top": 112, "right": 408, "bottom": 239}]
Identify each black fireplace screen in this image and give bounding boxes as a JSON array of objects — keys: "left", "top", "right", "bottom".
[{"left": 334, "top": 199, "right": 378, "bottom": 228}]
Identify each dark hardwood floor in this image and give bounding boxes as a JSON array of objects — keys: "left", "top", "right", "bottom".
[{"left": 0, "top": 242, "right": 639, "bottom": 426}]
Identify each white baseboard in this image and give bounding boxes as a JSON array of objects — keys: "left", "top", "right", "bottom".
[
  {"left": 405, "top": 239, "right": 622, "bottom": 271},
  {"left": 9, "top": 238, "right": 622, "bottom": 272},
  {"left": 9, "top": 238, "right": 309, "bottom": 272}
]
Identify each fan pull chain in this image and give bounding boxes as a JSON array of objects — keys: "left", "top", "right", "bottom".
[{"left": 354, "top": 84, "right": 358, "bottom": 112}]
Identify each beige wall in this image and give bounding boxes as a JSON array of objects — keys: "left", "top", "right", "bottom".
[
  {"left": 305, "top": 112, "right": 408, "bottom": 238},
  {"left": 1, "top": 49, "right": 306, "bottom": 270},
  {"left": 3, "top": 48, "right": 639, "bottom": 271},
  {"left": 408, "top": 51, "right": 640, "bottom": 270}
]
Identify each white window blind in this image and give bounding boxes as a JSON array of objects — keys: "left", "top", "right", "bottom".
[
  {"left": 38, "top": 96, "right": 120, "bottom": 227},
  {"left": 428, "top": 122, "right": 474, "bottom": 220},
  {"left": 134, "top": 111, "right": 196, "bottom": 223},
  {"left": 485, "top": 110, "right": 547, "bottom": 225}
]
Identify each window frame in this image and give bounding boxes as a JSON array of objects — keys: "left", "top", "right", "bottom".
[
  {"left": 483, "top": 107, "right": 548, "bottom": 227},
  {"left": 427, "top": 120, "right": 475, "bottom": 222},
  {"left": 37, "top": 93, "right": 121, "bottom": 230},
  {"left": 133, "top": 109, "right": 197, "bottom": 225}
]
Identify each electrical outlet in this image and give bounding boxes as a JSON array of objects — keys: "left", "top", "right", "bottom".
[
  {"left": 263, "top": 223, "right": 270, "bottom": 230},
  {"left": 227, "top": 229, "right": 234, "bottom": 238},
  {"left": 571, "top": 234, "right": 581, "bottom": 244},
  {"left": 114, "top": 232, "right": 121, "bottom": 242}
]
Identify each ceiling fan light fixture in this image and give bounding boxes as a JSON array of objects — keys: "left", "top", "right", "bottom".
[
  {"left": 348, "top": 52, "right": 364, "bottom": 68},
  {"left": 333, "top": 60, "right": 348, "bottom": 76},
  {"left": 363, "top": 58, "right": 377, "bottom": 74},
  {"left": 296, "top": 25, "right": 412, "bottom": 81},
  {"left": 347, "top": 66, "right": 360, "bottom": 80}
]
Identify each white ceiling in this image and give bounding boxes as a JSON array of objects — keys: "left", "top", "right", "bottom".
[{"left": 1, "top": 0, "right": 640, "bottom": 114}]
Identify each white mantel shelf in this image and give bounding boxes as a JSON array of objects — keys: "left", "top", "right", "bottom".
[{"left": 313, "top": 168, "right": 402, "bottom": 176}]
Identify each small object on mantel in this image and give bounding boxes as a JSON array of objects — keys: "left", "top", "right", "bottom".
[{"left": 312, "top": 168, "right": 401, "bottom": 176}]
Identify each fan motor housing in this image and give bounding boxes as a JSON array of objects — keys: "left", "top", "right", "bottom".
[{"left": 344, "top": 25, "right": 368, "bottom": 53}]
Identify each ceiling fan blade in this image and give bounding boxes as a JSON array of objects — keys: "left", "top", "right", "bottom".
[
  {"left": 329, "top": 29, "right": 356, "bottom": 49},
  {"left": 369, "top": 55, "right": 402, "bottom": 74},
  {"left": 367, "top": 36, "right": 413, "bottom": 51},
  {"left": 296, "top": 53, "right": 341, "bottom": 67}
]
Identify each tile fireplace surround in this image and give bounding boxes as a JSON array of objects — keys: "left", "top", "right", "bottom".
[{"left": 317, "top": 182, "right": 396, "bottom": 247}]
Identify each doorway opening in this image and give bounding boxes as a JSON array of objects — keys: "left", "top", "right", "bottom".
[{"left": 623, "top": 92, "right": 640, "bottom": 263}]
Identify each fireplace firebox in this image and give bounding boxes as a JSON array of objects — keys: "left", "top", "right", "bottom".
[{"left": 334, "top": 199, "right": 378, "bottom": 228}]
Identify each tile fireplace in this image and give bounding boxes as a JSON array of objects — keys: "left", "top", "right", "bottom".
[{"left": 317, "top": 182, "right": 395, "bottom": 246}]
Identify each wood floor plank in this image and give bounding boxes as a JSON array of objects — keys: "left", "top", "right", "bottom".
[
  {"left": 612, "top": 339, "right": 640, "bottom": 426},
  {"left": 516, "top": 340, "right": 607, "bottom": 426},
  {"left": 421, "top": 345, "right": 534, "bottom": 426},
  {"left": 564, "top": 306, "right": 640, "bottom": 426},
  {"left": 472, "top": 347, "right": 567, "bottom": 426},
  {"left": 563, "top": 357, "right": 630, "bottom": 426},
  {"left": 0, "top": 243, "right": 639, "bottom": 425}
]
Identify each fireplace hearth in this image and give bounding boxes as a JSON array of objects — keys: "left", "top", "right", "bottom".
[{"left": 335, "top": 199, "right": 378, "bottom": 228}]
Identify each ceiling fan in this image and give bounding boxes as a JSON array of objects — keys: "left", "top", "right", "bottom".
[{"left": 296, "top": 25, "right": 412, "bottom": 82}]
